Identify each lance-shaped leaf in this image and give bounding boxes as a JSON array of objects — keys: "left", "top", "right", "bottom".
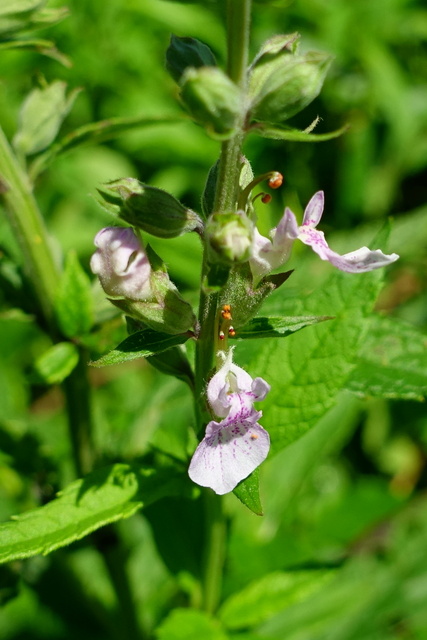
[
  {"left": 233, "top": 468, "right": 263, "bottom": 516},
  {"left": 90, "top": 329, "right": 191, "bottom": 367},
  {"left": 0, "top": 463, "right": 190, "bottom": 564},
  {"left": 231, "top": 315, "right": 332, "bottom": 340}
]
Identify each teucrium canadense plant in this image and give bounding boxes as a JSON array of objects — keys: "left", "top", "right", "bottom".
[{"left": 5, "top": 0, "right": 424, "bottom": 635}]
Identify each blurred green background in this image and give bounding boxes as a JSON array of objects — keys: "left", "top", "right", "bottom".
[{"left": 1, "top": 0, "right": 427, "bottom": 638}]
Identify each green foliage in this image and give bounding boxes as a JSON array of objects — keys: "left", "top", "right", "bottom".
[
  {"left": 55, "top": 250, "right": 94, "bottom": 338},
  {"left": 32, "top": 341, "right": 79, "bottom": 384},
  {"left": 0, "top": 463, "right": 188, "bottom": 564},
  {"left": 248, "top": 266, "right": 384, "bottom": 452},
  {"left": 90, "top": 329, "right": 191, "bottom": 367},
  {"left": 0, "top": 0, "right": 426, "bottom": 638}
]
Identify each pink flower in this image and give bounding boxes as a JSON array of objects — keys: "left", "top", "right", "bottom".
[
  {"left": 189, "top": 350, "right": 270, "bottom": 495},
  {"left": 90, "top": 227, "right": 152, "bottom": 300},
  {"left": 250, "top": 191, "right": 399, "bottom": 280}
]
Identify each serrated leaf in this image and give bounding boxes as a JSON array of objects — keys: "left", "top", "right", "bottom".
[
  {"left": 156, "top": 608, "right": 227, "bottom": 640},
  {"left": 249, "top": 267, "right": 385, "bottom": 453},
  {"left": 13, "top": 80, "right": 79, "bottom": 156},
  {"left": 90, "top": 329, "right": 190, "bottom": 367},
  {"left": 55, "top": 250, "right": 94, "bottom": 338},
  {"left": 33, "top": 341, "right": 79, "bottom": 384},
  {"left": 231, "top": 315, "right": 332, "bottom": 340},
  {"left": 347, "top": 316, "right": 427, "bottom": 401},
  {"left": 219, "top": 569, "right": 335, "bottom": 630},
  {"left": 233, "top": 469, "right": 263, "bottom": 515},
  {"left": 251, "top": 123, "right": 348, "bottom": 142},
  {"left": 0, "top": 464, "right": 188, "bottom": 564}
]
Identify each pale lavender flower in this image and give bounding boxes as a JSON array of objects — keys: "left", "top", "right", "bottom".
[
  {"left": 250, "top": 191, "right": 399, "bottom": 279},
  {"left": 90, "top": 227, "right": 152, "bottom": 300},
  {"left": 189, "top": 350, "right": 270, "bottom": 495}
]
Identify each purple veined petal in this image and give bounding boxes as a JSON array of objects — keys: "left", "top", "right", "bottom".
[
  {"left": 302, "top": 191, "right": 324, "bottom": 227},
  {"left": 322, "top": 245, "right": 400, "bottom": 273},
  {"left": 188, "top": 417, "right": 270, "bottom": 495},
  {"left": 251, "top": 377, "right": 271, "bottom": 401},
  {"left": 207, "top": 349, "right": 254, "bottom": 417},
  {"left": 297, "top": 226, "right": 331, "bottom": 260},
  {"left": 90, "top": 226, "right": 152, "bottom": 300}
]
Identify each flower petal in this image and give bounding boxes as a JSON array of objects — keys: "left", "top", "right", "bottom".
[
  {"left": 322, "top": 245, "right": 400, "bottom": 273},
  {"left": 188, "top": 417, "right": 270, "bottom": 495},
  {"left": 90, "top": 227, "right": 151, "bottom": 300},
  {"left": 302, "top": 190, "right": 324, "bottom": 226}
]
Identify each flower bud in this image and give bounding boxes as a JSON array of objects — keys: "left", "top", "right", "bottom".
[
  {"left": 98, "top": 178, "right": 202, "bottom": 239},
  {"left": 90, "top": 227, "right": 151, "bottom": 300},
  {"left": 206, "top": 212, "right": 254, "bottom": 265},
  {"left": 180, "top": 67, "right": 242, "bottom": 139},
  {"left": 249, "top": 48, "right": 332, "bottom": 125},
  {"left": 166, "top": 35, "right": 217, "bottom": 84}
]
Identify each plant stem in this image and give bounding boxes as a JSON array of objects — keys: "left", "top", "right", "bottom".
[
  {"left": 62, "top": 346, "right": 96, "bottom": 476},
  {"left": 0, "top": 126, "right": 59, "bottom": 330},
  {"left": 201, "top": 490, "right": 226, "bottom": 614},
  {"left": 197, "top": 0, "right": 252, "bottom": 614}
]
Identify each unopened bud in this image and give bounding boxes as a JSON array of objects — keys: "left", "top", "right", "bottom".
[
  {"left": 180, "top": 67, "right": 241, "bottom": 139},
  {"left": 166, "top": 35, "right": 217, "bottom": 84},
  {"left": 98, "top": 178, "right": 202, "bottom": 239},
  {"left": 249, "top": 48, "right": 332, "bottom": 125},
  {"left": 90, "top": 227, "right": 151, "bottom": 300},
  {"left": 206, "top": 212, "right": 253, "bottom": 264}
]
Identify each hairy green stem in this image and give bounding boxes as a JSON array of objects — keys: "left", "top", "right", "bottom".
[
  {"left": 201, "top": 490, "right": 227, "bottom": 614},
  {"left": 0, "top": 126, "right": 59, "bottom": 329},
  {"left": 197, "top": 0, "right": 252, "bottom": 614}
]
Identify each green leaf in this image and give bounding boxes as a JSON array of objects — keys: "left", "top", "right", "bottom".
[
  {"left": 233, "top": 469, "right": 263, "bottom": 516},
  {"left": 13, "top": 81, "right": 80, "bottom": 156},
  {"left": 250, "top": 122, "right": 349, "bottom": 142},
  {"left": 219, "top": 569, "right": 335, "bottom": 630},
  {"left": 33, "top": 341, "right": 79, "bottom": 384},
  {"left": 0, "top": 463, "right": 188, "bottom": 564},
  {"left": 155, "top": 609, "right": 228, "bottom": 640},
  {"left": 248, "top": 267, "right": 385, "bottom": 453},
  {"left": 90, "top": 329, "right": 190, "bottom": 367},
  {"left": 347, "top": 316, "right": 427, "bottom": 401},
  {"left": 232, "top": 315, "right": 332, "bottom": 340},
  {"left": 0, "top": 39, "right": 71, "bottom": 66},
  {"left": 55, "top": 250, "right": 94, "bottom": 338}
]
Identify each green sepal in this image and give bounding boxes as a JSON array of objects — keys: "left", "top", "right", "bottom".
[
  {"left": 90, "top": 329, "right": 190, "bottom": 367},
  {"left": 166, "top": 34, "right": 217, "bottom": 84},
  {"left": 180, "top": 67, "right": 242, "bottom": 140},
  {"left": 98, "top": 178, "right": 202, "bottom": 238},
  {"left": 231, "top": 315, "right": 332, "bottom": 340},
  {"left": 248, "top": 40, "right": 332, "bottom": 125},
  {"left": 219, "top": 264, "right": 292, "bottom": 328},
  {"left": 233, "top": 469, "right": 263, "bottom": 516}
]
